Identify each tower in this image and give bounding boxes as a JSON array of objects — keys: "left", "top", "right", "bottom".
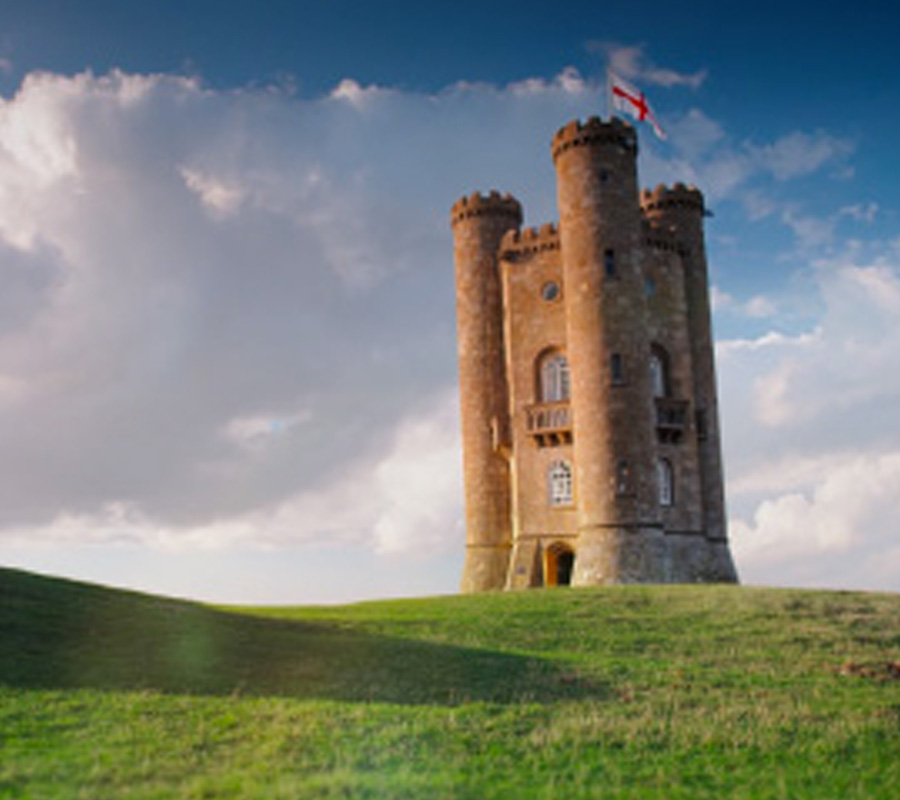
[
  {"left": 450, "top": 118, "right": 738, "bottom": 592},
  {"left": 641, "top": 184, "right": 739, "bottom": 582},
  {"left": 451, "top": 191, "right": 522, "bottom": 592},
  {"left": 553, "top": 118, "right": 667, "bottom": 584}
]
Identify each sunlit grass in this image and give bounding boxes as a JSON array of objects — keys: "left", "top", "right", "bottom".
[{"left": 1, "top": 568, "right": 898, "bottom": 798}]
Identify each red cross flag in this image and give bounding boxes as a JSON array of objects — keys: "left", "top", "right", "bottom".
[{"left": 609, "top": 72, "right": 666, "bottom": 140}]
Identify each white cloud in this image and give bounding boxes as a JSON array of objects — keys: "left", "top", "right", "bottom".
[
  {"left": 743, "top": 295, "right": 777, "bottom": 318},
  {"left": 780, "top": 206, "right": 837, "bottom": 250},
  {"left": 709, "top": 285, "right": 732, "bottom": 312},
  {"left": 0, "top": 67, "right": 600, "bottom": 553},
  {"left": 592, "top": 43, "right": 707, "bottom": 89},
  {"left": 720, "top": 261, "right": 900, "bottom": 433},
  {"left": 656, "top": 127, "right": 851, "bottom": 197},
  {"left": 4, "top": 391, "right": 462, "bottom": 556},
  {"left": 368, "top": 392, "right": 463, "bottom": 554},
  {"left": 752, "top": 360, "right": 797, "bottom": 427},
  {"left": 508, "top": 67, "right": 587, "bottom": 96},
  {"left": 732, "top": 452, "right": 900, "bottom": 590},
  {"left": 716, "top": 328, "right": 820, "bottom": 357},
  {"left": 665, "top": 109, "right": 726, "bottom": 158},
  {"left": 838, "top": 202, "right": 879, "bottom": 223},
  {"left": 0, "top": 74, "right": 79, "bottom": 188},
  {"left": 749, "top": 131, "right": 854, "bottom": 181},
  {"left": 329, "top": 78, "right": 390, "bottom": 110},
  {"left": 720, "top": 249, "right": 900, "bottom": 591},
  {"left": 741, "top": 190, "right": 778, "bottom": 221},
  {"left": 180, "top": 167, "right": 245, "bottom": 216},
  {"left": 728, "top": 451, "right": 858, "bottom": 497},
  {"left": 259, "top": 389, "right": 464, "bottom": 556},
  {"left": 710, "top": 286, "right": 777, "bottom": 318}
]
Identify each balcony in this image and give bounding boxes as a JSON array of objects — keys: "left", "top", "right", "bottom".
[
  {"left": 655, "top": 397, "right": 689, "bottom": 443},
  {"left": 525, "top": 401, "right": 572, "bottom": 447}
]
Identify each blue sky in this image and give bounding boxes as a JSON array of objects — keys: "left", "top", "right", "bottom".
[{"left": 0, "top": 1, "right": 898, "bottom": 602}]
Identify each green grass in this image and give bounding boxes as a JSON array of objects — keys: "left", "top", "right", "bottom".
[{"left": 1, "top": 567, "right": 898, "bottom": 799}]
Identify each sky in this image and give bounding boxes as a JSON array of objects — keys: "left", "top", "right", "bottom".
[{"left": 0, "top": 0, "right": 898, "bottom": 604}]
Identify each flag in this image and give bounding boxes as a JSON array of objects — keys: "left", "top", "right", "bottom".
[{"left": 608, "top": 72, "right": 666, "bottom": 140}]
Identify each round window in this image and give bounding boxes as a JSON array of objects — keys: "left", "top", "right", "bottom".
[{"left": 541, "top": 281, "right": 561, "bottom": 302}]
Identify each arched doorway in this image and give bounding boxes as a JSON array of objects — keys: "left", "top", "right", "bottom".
[{"left": 545, "top": 543, "right": 575, "bottom": 587}]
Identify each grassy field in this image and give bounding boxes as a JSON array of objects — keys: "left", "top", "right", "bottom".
[{"left": 1, "top": 567, "right": 898, "bottom": 799}]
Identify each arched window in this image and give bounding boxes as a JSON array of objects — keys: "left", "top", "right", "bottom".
[
  {"left": 539, "top": 351, "right": 570, "bottom": 402},
  {"left": 548, "top": 460, "right": 573, "bottom": 506},
  {"left": 649, "top": 345, "right": 670, "bottom": 398},
  {"left": 657, "top": 458, "right": 674, "bottom": 507}
]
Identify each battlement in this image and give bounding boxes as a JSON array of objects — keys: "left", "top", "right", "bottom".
[
  {"left": 640, "top": 183, "right": 705, "bottom": 215},
  {"left": 451, "top": 190, "right": 523, "bottom": 228},
  {"left": 499, "top": 222, "right": 560, "bottom": 257},
  {"left": 551, "top": 116, "right": 637, "bottom": 162}
]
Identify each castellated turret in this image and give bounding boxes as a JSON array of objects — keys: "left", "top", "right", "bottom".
[
  {"left": 640, "top": 184, "right": 739, "bottom": 582},
  {"left": 451, "top": 191, "right": 522, "bottom": 592},
  {"left": 451, "top": 118, "right": 738, "bottom": 591}
]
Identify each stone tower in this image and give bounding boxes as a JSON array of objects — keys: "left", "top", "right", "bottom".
[
  {"left": 451, "top": 191, "right": 522, "bottom": 592},
  {"left": 451, "top": 117, "right": 738, "bottom": 591}
]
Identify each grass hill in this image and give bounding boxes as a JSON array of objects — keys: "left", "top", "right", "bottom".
[{"left": 1, "top": 567, "right": 898, "bottom": 799}]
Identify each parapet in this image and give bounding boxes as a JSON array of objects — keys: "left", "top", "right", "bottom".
[
  {"left": 640, "top": 183, "right": 705, "bottom": 215},
  {"left": 551, "top": 116, "right": 638, "bottom": 162},
  {"left": 499, "top": 222, "right": 560, "bottom": 258},
  {"left": 451, "top": 190, "right": 523, "bottom": 228}
]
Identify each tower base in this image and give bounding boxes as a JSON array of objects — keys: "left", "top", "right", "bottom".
[
  {"left": 665, "top": 533, "right": 739, "bottom": 583},
  {"left": 572, "top": 525, "right": 668, "bottom": 586},
  {"left": 460, "top": 544, "right": 511, "bottom": 593},
  {"left": 705, "top": 539, "right": 739, "bottom": 583}
]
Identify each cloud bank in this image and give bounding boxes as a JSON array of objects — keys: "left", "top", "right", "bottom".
[
  {"left": 0, "top": 68, "right": 597, "bottom": 557},
  {"left": 721, "top": 249, "right": 900, "bottom": 590},
  {"left": 0, "top": 66, "right": 895, "bottom": 593}
]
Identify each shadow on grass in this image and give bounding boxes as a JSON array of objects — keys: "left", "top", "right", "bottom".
[{"left": 0, "top": 568, "right": 604, "bottom": 704}]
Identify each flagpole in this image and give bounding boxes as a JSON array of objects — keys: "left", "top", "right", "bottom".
[{"left": 606, "top": 69, "right": 613, "bottom": 121}]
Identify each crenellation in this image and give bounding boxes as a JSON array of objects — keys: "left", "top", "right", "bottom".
[
  {"left": 500, "top": 223, "right": 561, "bottom": 258},
  {"left": 641, "top": 183, "right": 705, "bottom": 215},
  {"left": 551, "top": 116, "right": 638, "bottom": 162},
  {"left": 451, "top": 191, "right": 522, "bottom": 228}
]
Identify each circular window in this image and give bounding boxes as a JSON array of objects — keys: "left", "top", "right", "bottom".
[{"left": 541, "top": 281, "right": 561, "bottom": 302}]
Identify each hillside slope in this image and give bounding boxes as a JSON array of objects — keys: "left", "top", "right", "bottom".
[
  {"left": 1, "top": 567, "right": 898, "bottom": 799},
  {"left": 0, "top": 567, "right": 581, "bottom": 703}
]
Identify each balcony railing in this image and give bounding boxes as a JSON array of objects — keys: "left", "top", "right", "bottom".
[
  {"left": 524, "top": 398, "right": 688, "bottom": 445},
  {"left": 655, "top": 397, "right": 689, "bottom": 443},
  {"left": 525, "top": 401, "right": 572, "bottom": 446}
]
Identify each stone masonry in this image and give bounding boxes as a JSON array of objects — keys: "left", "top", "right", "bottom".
[{"left": 450, "top": 117, "right": 739, "bottom": 592}]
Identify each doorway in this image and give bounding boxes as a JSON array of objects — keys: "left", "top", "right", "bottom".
[{"left": 545, "top": 544, "right": 575, "bottom": 587}]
